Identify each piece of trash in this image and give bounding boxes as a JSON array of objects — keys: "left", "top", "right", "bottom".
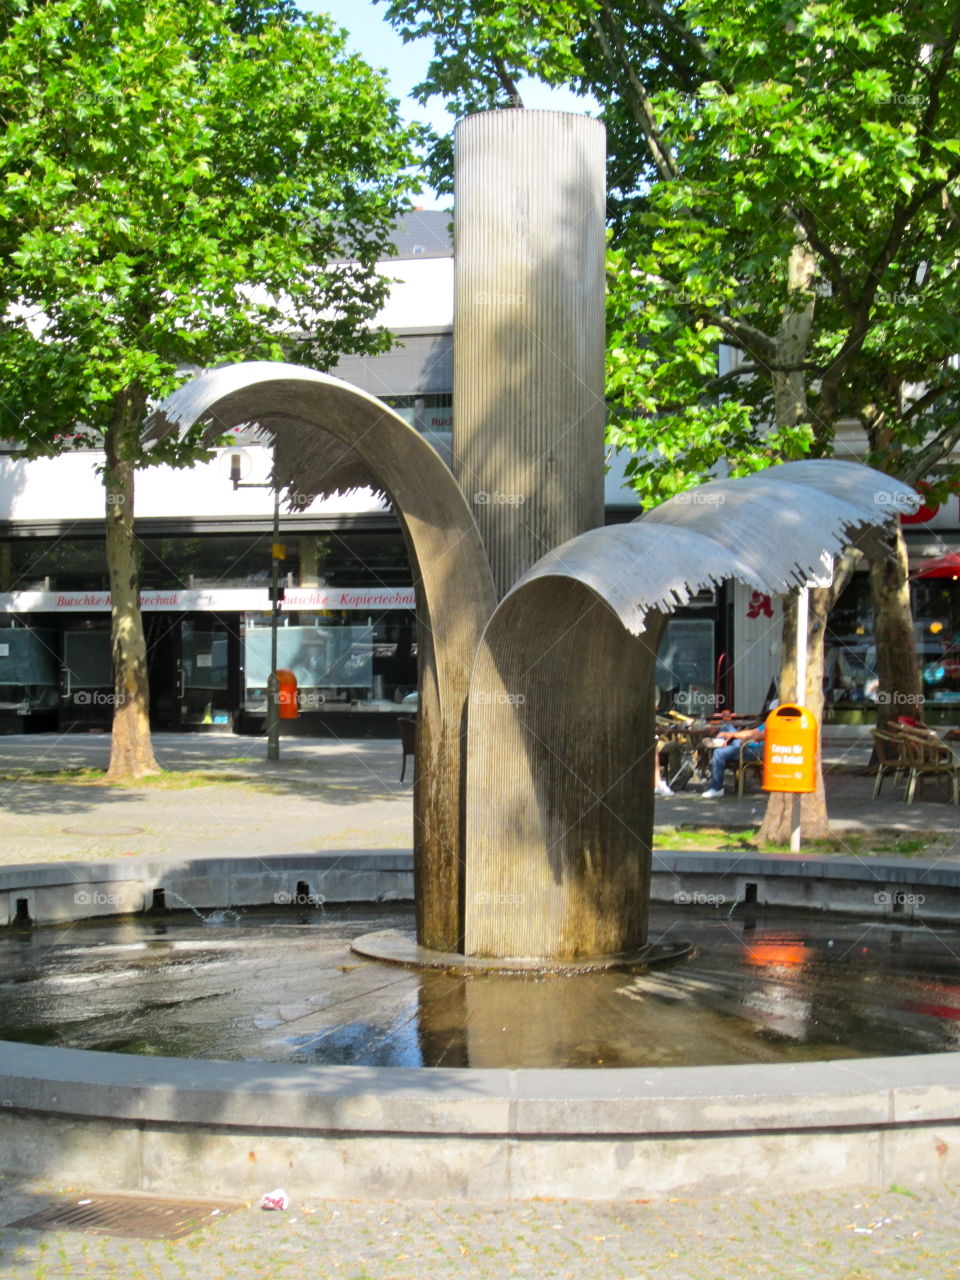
[
  {"left": 77, "top": 1199, "right": 92, "bottom": 1206},
  {"left": 260, "top": 1188, "right": 289, "bottom": 1211}
]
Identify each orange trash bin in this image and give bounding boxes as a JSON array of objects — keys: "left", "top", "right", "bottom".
[
  {"left": 762, "top": 703, "right": 818, "bottom": 793},
  {"left": 275, "top": 668, "right": 299, "bottom": 720}
]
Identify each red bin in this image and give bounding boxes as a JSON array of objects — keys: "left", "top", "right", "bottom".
[
  {"left": 275, "top": 668, "right": 299, "bottom": 720},
  {"left": 762, "top": 703, "right": 818, "bottom": 793}
]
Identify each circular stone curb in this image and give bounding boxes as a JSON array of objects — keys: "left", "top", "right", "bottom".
[{"left": 0, "top": 850, "right": 959, "bottom": 1203}]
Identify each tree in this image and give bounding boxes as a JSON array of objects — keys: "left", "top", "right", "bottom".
[
  {"left": 382, "top": 0, "right": 960, "bottom": 838},
  {"left": 0, "top": 0, "right": 422, "bottom": 778}
]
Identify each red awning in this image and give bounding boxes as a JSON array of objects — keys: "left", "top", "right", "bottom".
[{"left": 913, "top": 550, "right": 960, "bottom": 579}]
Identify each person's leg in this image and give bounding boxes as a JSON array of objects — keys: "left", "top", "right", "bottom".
[{"left": 709, "top": 742, "right": 740, "bottom": 791}]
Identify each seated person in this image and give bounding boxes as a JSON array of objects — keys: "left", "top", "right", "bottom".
[
  {"left": 654, "top": 737, "right": 673, "bottom": 797},
  {"left": 701, "top": 722, "right": 765, "bottom": 798}
]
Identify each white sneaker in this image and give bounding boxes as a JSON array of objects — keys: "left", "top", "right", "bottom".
[
  {"left": 700, "top": 787, "right": 724, "bottom": 798},
  {"left": 654, "top": 782, "right": 674, "bottom": 797}
]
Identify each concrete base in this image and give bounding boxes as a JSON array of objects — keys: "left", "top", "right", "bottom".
[
  {"left": 1, "top": 1043, "right": 959, "bottom": 1201},
  {"left": 350, "top": 928, "right": 693, "bottom": 973}
]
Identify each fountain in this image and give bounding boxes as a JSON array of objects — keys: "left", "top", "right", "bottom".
[{"left": 2, "top": 110, "right": 959, "bottom": 1201}]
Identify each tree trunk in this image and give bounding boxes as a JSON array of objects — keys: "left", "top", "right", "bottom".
[
  {"left": 757, "top": 588, "right": 832, "bottom": 843},
  {"left": 104, "top": 397, "right": 160, "bottom": 782},
  {"left": 870, "top": 524, "right": 923, "bottom": 729},
  {"left": 758, "top": 233, "right": 823, "bottom": 843},
  {"left": 757, "top": 550, "right": 861, "bottom": 845}
]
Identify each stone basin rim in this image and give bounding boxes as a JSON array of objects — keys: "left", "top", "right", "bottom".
[{"left": 1, "top": 849, "right": 958, "bottom": 1200}]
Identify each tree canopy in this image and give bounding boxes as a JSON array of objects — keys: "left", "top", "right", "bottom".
[
  {"left": 382, "top": 0, "right": 960, "bottom": 502},
  {"left": 0, "top": 0, "right": 424, "bottom": 777},
  {"left": 0, "top": 0, "right": 423, "bottom": 457}
]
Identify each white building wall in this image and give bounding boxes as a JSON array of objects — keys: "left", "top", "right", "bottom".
[
  {"left": 0, "top": 447, "right": 386, "bottom": 522},
  {"left": 730, "top": 580, "right": 782, "bottom": 716}
]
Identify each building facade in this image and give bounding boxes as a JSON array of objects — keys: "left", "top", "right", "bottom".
[{"left": 1, "top": 211, "right": 956, "bottom": 734}]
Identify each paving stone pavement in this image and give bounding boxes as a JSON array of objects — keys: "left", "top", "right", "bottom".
[
  {"left": 1, "top": 731, "right": 959, "bottom": 1280},
  {"left": 0, "top": 1180, "right": 958, "bottom": 1279},
  {"left": 0, "top": 730, "right": 958, "bottom": 867}
]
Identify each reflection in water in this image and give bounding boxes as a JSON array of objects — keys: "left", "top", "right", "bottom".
[{"left": 1, "top": 905, "right": 960, "bottom": 1068}]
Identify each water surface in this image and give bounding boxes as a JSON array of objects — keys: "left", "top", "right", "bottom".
[{"left": 1, "top": 904, "right": 958, "bottom": 1067}]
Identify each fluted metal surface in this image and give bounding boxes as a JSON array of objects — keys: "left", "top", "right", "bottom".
[
  {"left": 639, "top": 466, "right": 919, "bottom": 595},
  {"left": 464, "top": 461, "right": 920, "bottom": 960},
  {"left": 452, "top": 111, "right": 607, "bottom": 599},
  {"left": 147, "top": 361, "right": 496, "bottom": 951}
]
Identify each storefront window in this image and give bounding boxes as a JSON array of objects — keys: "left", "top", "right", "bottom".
[
  {"left": 823, "top": 574, "right": 877, "bottom": 705},
  {"left": 825, "top": 571, "right": 960, "bottom": 712},
  {"left": 243, "top": 613, "right": 417, "bottom": 712},
  {"left": 914, "top": 581, "right": 960, "bottom": 707},
  {"left": 0, "top": 529, "right": 411, "bottom": 593},
  {"left": 0, "top": 627, "right": 58, "bottom": 709},
  {"left": 655, "top": 619, "right": 717, "bottom": 716}
]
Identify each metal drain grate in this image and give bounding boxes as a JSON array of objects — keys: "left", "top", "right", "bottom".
[{"left": 7, "top": 1193, "right": 240, "bottom": 1240}]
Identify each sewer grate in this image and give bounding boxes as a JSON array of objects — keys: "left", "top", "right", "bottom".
[{"left": 6, "top": 1193, "right": 241, "bottom": 1240}]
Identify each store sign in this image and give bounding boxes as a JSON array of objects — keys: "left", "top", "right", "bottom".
[
  {"left": 281, "top": 588, "right": 415, "bottom": 610},
  {"left": 0, "top": 587, "right": 416, "bottom": 614}
]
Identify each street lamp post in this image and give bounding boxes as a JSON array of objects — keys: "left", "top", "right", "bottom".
[{"left": 230, "top": 447, "right": 283, "bottom": 761}]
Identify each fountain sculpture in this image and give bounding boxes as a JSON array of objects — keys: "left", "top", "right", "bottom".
[{"left": 147, "top": 111, "right": 918, "bottom": 965}]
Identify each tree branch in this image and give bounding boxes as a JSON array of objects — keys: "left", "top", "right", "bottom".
[
  {"left": 637, "top": 0, "right": 712, "bottom": 67},
  {"left": 490, "top": 53, "right": 523, "bottom": 106},
  {"left": 587, "top": 0, "right": 679, "bottom": 182}
]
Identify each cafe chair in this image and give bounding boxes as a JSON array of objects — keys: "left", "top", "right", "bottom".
[
  {"left": 734, "top": 740, "right": 764, "bottom": 797},
  {"left": 398, "top": 716, "right": 417, "bottom": 783},
  {"left": 899, "top": 726, "right": 960, "bottom": 805},
  {"left": 870, "top": 728, "right": 910, "bottom": 799}
]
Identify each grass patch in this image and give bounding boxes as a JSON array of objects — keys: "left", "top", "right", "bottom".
[
  {"left": 654, "top": 825, "right": 939, "bottom": 857},
  {"left": 654, "top": 826, "right": 758, "bottom": 852},
  {"left": 0, "top": 767, "right": 251, "bottom": 789}
]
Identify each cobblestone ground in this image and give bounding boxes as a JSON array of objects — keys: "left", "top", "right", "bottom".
[{"left": 0, "top": 1183, "right": 958, "bottom": 1279}]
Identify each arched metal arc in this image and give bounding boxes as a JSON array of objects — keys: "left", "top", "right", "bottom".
[
  {"left": 501, "top": 522, "right": 772, "bottom": 638},
  {"left": 146, "top": 361, "right": 497, "bottom": 952},
  {"left": 464, "top": 460, "right": 920, "bottom": 961},
  {"left": 640, "top": 463, "right": 920, "bottom": 588}
]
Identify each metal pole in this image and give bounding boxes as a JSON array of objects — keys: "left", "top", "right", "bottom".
[
  {"left": 266, "top": 471, "right": 281, "bottom": 762},
  {"left": 229, "top": 446, "right": 283, "bottom": 762},
  {"left": 791, "top": 588, "right": 809, "bottom": 853}
]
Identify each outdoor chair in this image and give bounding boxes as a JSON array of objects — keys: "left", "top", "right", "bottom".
[
  {"left": 733, "top": 739, "right": 764, "bottom": 796},
  {"left": 899, "top": 726, "right": 960, "bottom": 805},
  {"left": 871, "top": 728, "right": 910, "bottom": 799},
  {"left": 397, "top": 716, "right": 417, "bottom": 783}
]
